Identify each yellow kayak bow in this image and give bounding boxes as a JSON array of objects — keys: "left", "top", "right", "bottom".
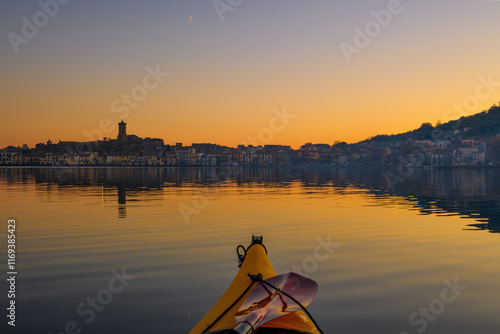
[{"left": 189, "top": 236, "right": 322, "bottom": 334}]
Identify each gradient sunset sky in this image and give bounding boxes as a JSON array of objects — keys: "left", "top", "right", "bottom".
[{"left": 1, "top": 0, "right": 500, "bottom": 149}]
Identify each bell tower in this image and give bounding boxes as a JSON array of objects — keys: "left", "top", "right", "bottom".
[{"left": 117, "top": 120, "right": 128, "bottom": 141}]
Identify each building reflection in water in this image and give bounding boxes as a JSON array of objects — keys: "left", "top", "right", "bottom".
[
  {"left": 0, "top": 166, "right": 499, "bottom": 233},
  {"left": 117, "top": 184, "right": 127, "bottom": 218}
]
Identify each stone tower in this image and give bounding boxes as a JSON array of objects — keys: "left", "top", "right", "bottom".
[{"left": 117, "top": 120, "right": 128, "bottom": 141}]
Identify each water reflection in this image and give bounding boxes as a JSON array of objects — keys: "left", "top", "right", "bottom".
[
  {"left": 118, "top": 184, "right": 127, "bottom": 218},
  {"left": 1, "top": 167, "right": 499, "bottom": 232}
]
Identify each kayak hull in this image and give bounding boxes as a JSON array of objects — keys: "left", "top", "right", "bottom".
[{"left": 189, "top": 241, "right": 321, "bottom": 334}]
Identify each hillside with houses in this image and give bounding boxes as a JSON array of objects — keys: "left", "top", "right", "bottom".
[{"left": 1, "top": 105, "right": 500, "bottom": 167}]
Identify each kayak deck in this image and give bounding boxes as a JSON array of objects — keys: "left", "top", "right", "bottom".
[{"left": 189, "top": 239, "right": 321, "bottom": 334}]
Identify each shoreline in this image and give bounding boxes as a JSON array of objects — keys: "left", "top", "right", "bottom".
[{"left": 1, "top": 165, "right": 499, "bottom": 169}]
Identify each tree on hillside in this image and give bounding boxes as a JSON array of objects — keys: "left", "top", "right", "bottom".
[
  {"left": 414, "top": 123, "right": 434, "bottom": 140},
  {"left": 419, "top": 123, "right": 434, "bottom": 130},
  {"left": 332, "top": 141, "right": 348, "bottom": 149}
]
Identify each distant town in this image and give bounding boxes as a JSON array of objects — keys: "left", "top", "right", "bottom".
[{"left": 2, "top": 105, "right": 500, "bottom": 167}]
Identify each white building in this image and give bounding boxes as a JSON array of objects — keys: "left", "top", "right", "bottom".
[{"left": 453, "top": 148, "right": 485, "bottom": 166}]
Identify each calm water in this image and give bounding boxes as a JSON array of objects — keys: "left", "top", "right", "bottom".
[{"left": 1, "top": 167, "right": 500, "bottom": 334}]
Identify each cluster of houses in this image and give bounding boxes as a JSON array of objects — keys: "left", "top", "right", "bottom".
[
  {"left": 349, "top": 138, "right": 491, "bottom": 167},
  {"left": 0, "top": 120, "right": 496, "bottom": 167},
  {"left": 0, "top": 141, "right": 289, "bottom": 167},
  {"left": 0, "top": 137, "right": 495, "bottom": 167}
]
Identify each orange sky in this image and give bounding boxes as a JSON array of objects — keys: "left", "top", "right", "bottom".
[{"left": 1, "top": 1, "right": 500, "bottom": 149}]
